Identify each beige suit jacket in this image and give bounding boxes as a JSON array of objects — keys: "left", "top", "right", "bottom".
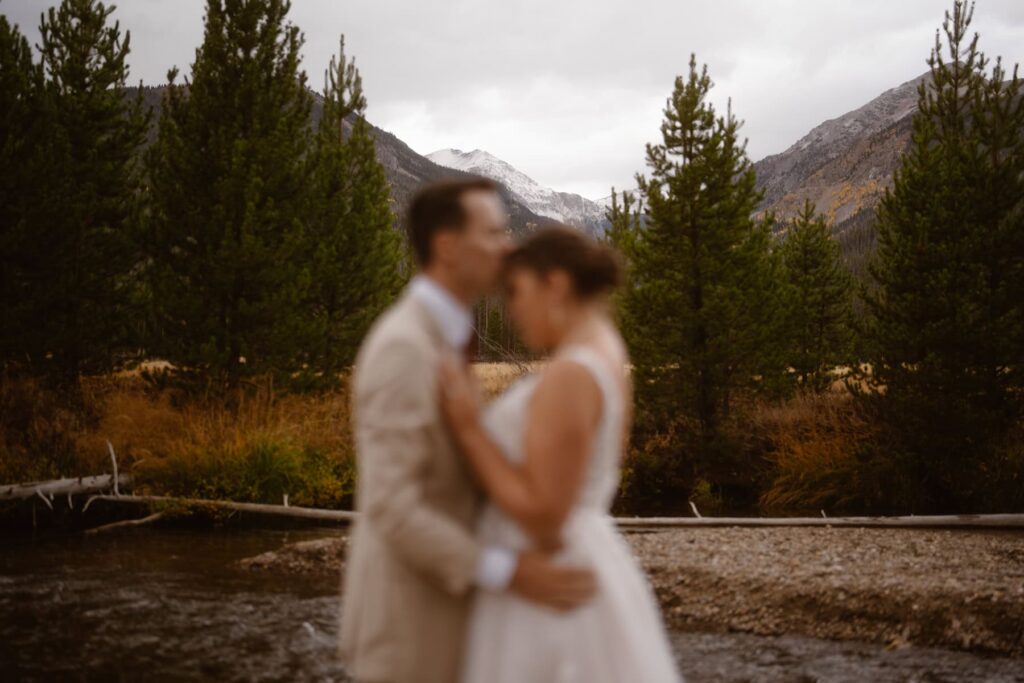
[{"left": 339, "top": 289, "right": 483, "bottom": 683}]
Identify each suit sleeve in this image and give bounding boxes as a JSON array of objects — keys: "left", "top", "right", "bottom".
[{"left": 355, "top": 337, "right": 482, "bottom": 596}]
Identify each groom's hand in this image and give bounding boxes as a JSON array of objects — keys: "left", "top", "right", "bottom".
[{"left": 509, "top": 551, "right": 596, "bottom": 612}]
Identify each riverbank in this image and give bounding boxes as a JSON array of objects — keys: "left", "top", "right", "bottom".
[
  {"left": 4, "top": 527, "right": 1022, "bottom": 682},
  {"left": 239, "top": 526, "right": 1024, "bottom": 657}
]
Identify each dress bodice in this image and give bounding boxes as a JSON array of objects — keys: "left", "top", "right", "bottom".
[
  {"left": 481, "top": 345, "right": 625, "bottom": 521},
  {"left": 466, "top": 348, "right": 684, "bottom": 683}
]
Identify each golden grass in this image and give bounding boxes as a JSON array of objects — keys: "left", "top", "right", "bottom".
[
  {"left": 827, "top": 363, "right": 879, "bottom": 393},
  {"left": 751, "top": 389, "right": 877, "bottom": 514},
  {"left": 0, "top": 361, "right": 925, "bottom": 515},
  {"left": 0, "top": 374, "right": 90, "bottom": 483},
  {"left": 1, "top": 373, "right": 356, "bottom": 507},
  {"left": 472, "top": 361, "right": 536, "bottom": 399},
  {"left": 0, "top": 359, "right": 531, "bottom": 492}
]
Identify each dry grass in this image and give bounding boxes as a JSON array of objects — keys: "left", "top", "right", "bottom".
[
  {"left": 8, "top": 361, "right": 1000, "bottom": 516},
  {"left": 828, "top": 363, "right": 879, "bottom": 393},
  {"left": 472, "top": 361, "right": 535, "bottom": 399},
  {"left": 751, "top": 389, "right": 877, "bottom": 514},
  {"left": 0, "top": 360, "right": 534, "bottom": 502},
  {"left": 1, "top": 373, "right": 356, "bottom": 507},
  {"left": 87, "top": 382, "right": 350, "bottom": 470},
  {"left": 0, "top": 375, "right": 92, "bottom": 483}
]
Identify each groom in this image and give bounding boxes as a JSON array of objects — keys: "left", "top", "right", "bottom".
[{"left": 339, "top": 178, "right": 596, "bottom": 683}]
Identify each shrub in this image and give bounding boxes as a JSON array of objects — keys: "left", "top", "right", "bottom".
[
  {"left": 0, "top": 374, "right": 96, "bottom": 482},
  {"left": 0, "top": 370, "right": 358, "bottom": 509},
  {"left": 615, "top": 418, "right": 694, "bottom": 516},
  {"left": 126, "top": 378, "right": 357, "bottom": 507},
  {"left": 753, "top": 390, "right": 876, "bottom": 514}
]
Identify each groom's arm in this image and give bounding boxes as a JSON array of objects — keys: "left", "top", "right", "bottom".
[{"left": 357, "top": 336, "right": 487, "bottom": 596}]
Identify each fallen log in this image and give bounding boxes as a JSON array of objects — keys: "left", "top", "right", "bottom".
[
  {"left": 84, "top": 511, "right": 166, "bottom": 535},
  {"left": 88, "top": 494, "right": 1024, "bottom": 530},
  {"left": 613, "top": 513, "right": 1024, "bottom": 529},
  {"left": 87, "top": 494, "right": 357, "bottom": 523},
  {"left": 0, "top": 474, "right": 132, "bottom": 501}
]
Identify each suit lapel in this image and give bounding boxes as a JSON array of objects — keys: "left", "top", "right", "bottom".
[{"left": 400, "top": 287, "right": 485, "bottom": 502}]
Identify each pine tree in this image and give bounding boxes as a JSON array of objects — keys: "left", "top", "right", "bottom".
[
  {"left": 0, "top": 10, "right": 44, "bottom": 369},
  {"left": 146, "top": 0, "right": 313, "bottom": 387},
  {"left": 857, "top": 1, "right": 1024, "bottom": 510},
  {"left": 605, "top": 187, "right": 643, "bottom": 258},
  {"left": 604, "top": 187, "right": 643, "bottom": 338},
  {"left": 11, "top": 0, "right": 148, "bottom": 385},
  {"left": 301, "top": 36, "right": 404, "bottom": 385},
  {"left": 780, "top": 199, "right": 855, "bottom": 391},
  {"left": 623, "top": 55, "right": 784, "bottom": 480}
]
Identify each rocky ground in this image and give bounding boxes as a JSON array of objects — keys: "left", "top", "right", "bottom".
[
  {"left": 239, "top": 526, "right": 1024, "bottom": 658},
  {"left": 631, "top": 527, "right": 1024, "bottom": 657}
]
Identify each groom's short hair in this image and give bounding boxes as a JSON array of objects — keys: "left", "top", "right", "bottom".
[{"left": 407, "top": 177, "right": 500, "bottom": 266}]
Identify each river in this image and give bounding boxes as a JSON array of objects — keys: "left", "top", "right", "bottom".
[{"left": 1, "top": 528, "right": 1020, "bottom": 682}]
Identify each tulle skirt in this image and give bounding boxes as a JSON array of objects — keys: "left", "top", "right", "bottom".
[{"left": 461, "top": 508, "right": 683, "bottom": 683}]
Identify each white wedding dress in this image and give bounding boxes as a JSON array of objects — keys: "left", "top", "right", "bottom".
[{"left": 461, "top": 345, "right": 683, "bottom": 683}]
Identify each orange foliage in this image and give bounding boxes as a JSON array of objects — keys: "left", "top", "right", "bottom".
[{"left": 751, "top": 389, "right": 877, "bottom": 514}]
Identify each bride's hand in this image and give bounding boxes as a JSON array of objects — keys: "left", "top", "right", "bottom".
[{"left": 438, "top": 354, "right": 482, "bottom": 436}]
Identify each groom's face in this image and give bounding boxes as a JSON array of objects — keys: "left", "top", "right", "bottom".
[{"left": 448, "top": 190, "right": 511, "bottom": 295}]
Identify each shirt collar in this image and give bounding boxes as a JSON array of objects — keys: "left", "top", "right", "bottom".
[{"left": 409, "top": 275, "right": 475, "bottom": 350}]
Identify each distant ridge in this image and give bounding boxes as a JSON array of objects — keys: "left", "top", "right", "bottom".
[
  {"left": 753, "top": 71, "right": 928, "bottom": 228},
  {"left": 751, "top": 72, "right": 929, "bottom": 274},
  {"left": 427, "top": 148, "right": 609, "bottom": 235}
]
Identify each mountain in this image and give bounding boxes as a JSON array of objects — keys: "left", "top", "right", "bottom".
[
  {"left": 593, "top": 189, "right": 642, "bottom": 208},
  {"left": 427, "top": 148, "right": 609, "bottom": 235},
  {"left": 128, "top": 86, "right": 546, "bottom": 233},
  {"left": 325, "top": 117, "right": 546, "bottom": 233},
  {"left": 752, "top": 72, "right": 929, "bottom": 275},
  {"left": 753, "top": 72, "right": 925, "bottom": 228}
]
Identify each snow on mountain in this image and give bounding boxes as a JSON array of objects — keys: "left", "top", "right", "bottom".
[
  {"left": 426, "top": 148, "right": 609, "bottom": 234},
  {"left": 594, "top": 188, "right": 642, "bottom": 209}
]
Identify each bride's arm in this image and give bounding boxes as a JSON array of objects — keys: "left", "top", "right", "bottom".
[{"left": 440, "top": 357, "right": 602, "bottom": 550}]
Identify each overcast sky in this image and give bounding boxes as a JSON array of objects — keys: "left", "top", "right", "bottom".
[{"left": 5, "top": 0, "right": 1024, "bottom": 198}]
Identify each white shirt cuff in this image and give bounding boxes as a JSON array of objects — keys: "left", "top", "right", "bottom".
[{"left": 474, "top": 546, "right": 518, "bottom": 591}]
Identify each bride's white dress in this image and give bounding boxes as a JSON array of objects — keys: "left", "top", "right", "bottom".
[{"left": 461, "top": 345, "right": 683, "bottom": 683}]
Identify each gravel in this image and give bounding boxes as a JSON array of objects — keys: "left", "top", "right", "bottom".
[
  {"left": 239, "top": 526, "right": 1024, "bottom": 657},
  {"left": 627, "top": 526, "right": 1024, "bottom": 657}
]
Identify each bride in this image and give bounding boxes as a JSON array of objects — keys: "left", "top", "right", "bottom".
[{"left": 439, "top": 226, "right": 683, "bottom": 683}]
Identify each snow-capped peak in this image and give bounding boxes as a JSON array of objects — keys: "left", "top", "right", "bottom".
[
  {"left": 594, "top": 187, "right": 642, "bottom": 209},
  {"left": 426, "top": 148, "right": 608, "bottom": 234}
]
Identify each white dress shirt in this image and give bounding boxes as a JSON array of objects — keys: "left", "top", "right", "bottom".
[
  {"left": 408, "top": 275, "right": 475, "bottom": 350},
  {"left": 408, "top": 275, "right": 518, "bottom": 591}
]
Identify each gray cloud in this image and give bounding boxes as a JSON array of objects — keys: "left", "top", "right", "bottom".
[{"left": 4, "top": 0, "right": 1023, "bottom": 198}]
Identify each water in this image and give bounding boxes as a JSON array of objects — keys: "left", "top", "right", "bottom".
[{"left": 0, "top": 528, "right": 1020, "bottom": 682}]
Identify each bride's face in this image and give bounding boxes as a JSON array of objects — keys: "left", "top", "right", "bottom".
[{"left": 505, "top": 266, "right": 572, "bottom": 352}]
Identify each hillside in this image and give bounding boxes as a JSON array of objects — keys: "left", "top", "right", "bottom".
[{"left": 753, "top": 72, "right": 925, "bottom": 228}]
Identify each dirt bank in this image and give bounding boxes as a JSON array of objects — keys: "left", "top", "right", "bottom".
[{"left": 239, "top": 526, "right": 1024, "bottom": 657}]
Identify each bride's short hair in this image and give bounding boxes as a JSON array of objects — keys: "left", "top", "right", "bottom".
[{"left": 505, "top": 226, "right": 622, "bottom": 299}]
